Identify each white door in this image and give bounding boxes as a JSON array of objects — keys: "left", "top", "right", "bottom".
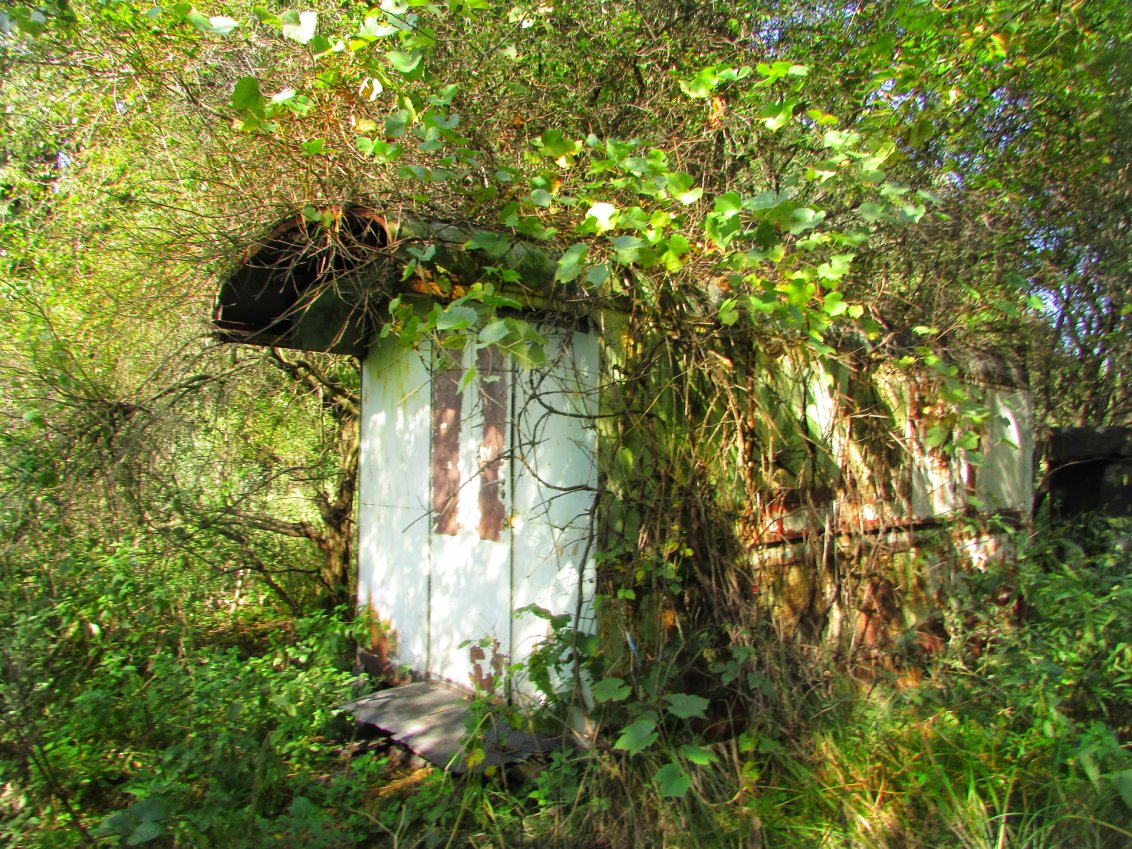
[{"left": 357, "top": 327, "right": 599, "bottom": 697}]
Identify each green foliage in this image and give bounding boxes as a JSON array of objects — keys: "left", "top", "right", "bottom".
[{"left": 0, "top": 536, "right": 377, "bottom": 848}]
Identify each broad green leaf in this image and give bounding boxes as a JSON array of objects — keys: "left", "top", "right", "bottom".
[
  {"left": 817, "top": 253, "right": 855, "bottom": 281},
  {"left": 385, "top": 109, "right": 410, "bottom": 138},
  {"left": 654, "top": 762, "right": 692, "bottom": 798},
  {"left": 857, "top": 202, "right": 885, "bottom": 222},
  {"left": 955, "top": 431, "right": 980, "bottom": 451},
  {"left": 435, "top": 305, "right": 479, "bottom": 331},
  {"left": 1109, "top": 769, "right": 1132, "bottom": 811},
  {"left": 126, "top": 820, "right": 164, "bottom": 845},
  {"left": 590, "top": 676, "right": 631, "bottom": 703},
  {"left": 924, "top": 424, "right": 950, "bottom": 449},
  {"left": 309, "top": 34, "right": 336, "bottom": 55},
  {"left": 555, "top": 244, "right": 588, "bottom": 283},
  {"left": 713, "top": 191, "right": 742, "bottom": 217},
  {"left": 704, "top": 212, "right": 741, "bottom": 250},
  {"left": 387, "top": 50, "right": 423, "bottom": 75},
  {"left": 232, "top": 77, "right": 265, "bottom": 119},
  {"left": 822, "top": 291, "right": 848, "bottom": 317},
  {"left": 584, "top": 202, "right": 618, "bottom": 233},
  {"left": 478, "top": 320, "right": 512, "bottom": 346},
  {"left": 464, "top": 231, "right": 509, "bottom": 255},
  {"left": 745, "top": 190, "right": 786, "bottom": 212},
  {"left": 679, "top": 744, "right": 718, "bottom": 765},
  {"left": 760, "top": 99, "right": 796, "bottom": 131},
  {"left": 585, "top": 263, "right": 610, "bottom": 288},
  {"left": 900, "top": 202, "right": 926, "bottom": 223},
  {"left": 614, "top": 715, "right": 658, "bottom": 756},
  {"left": 787, "top": 208, "right": 825, "bottom": 234},
  {"left": 253, "top": 7, "right": 281, "bottom": 25},
  {"left": 187, "top": 10, "right": 239, "bottom": 35},
  {"left": 665, "top": 172, "right": 702, "bottom": 205},
  {"left": 281, "top": 10, "right": 317, "bottom": 44},
  {"left": 300, "top": 138, "right": 326, "bottom": 155},
  {"left": 535, "top": 130, "right": 581, "bottom": 160},
  {"left": 665, "top": 692, "right": 709, "bottom": 719},
  {"left": 679, "top": 67, "right": 718, "bottom": 99},
  {"left": 717, "top": 66, "right": 752, "bottom": 82},
  {"left": 610, "top": 235, "right": 647, "bottom": 265},
  {"left": 719, "top": 298, "right": 739, "bottom": 326}
]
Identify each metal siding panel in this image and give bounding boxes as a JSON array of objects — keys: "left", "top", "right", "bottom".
[
  {"left": 978, "top": 387, "right": 1034, "bottom": 511},
  {"left": 510, "top": 329, "right": 600, "bottom": 699},
  {"left": 428, "top": 343, "right": 513, "bottom": 691},
  {"left": 357, "top": 340, "right": 432, "bottom": 672}
]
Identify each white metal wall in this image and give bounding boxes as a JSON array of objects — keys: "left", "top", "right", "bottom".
[{"left": 357, "top": 327, "right": 599, "bottom": 697}]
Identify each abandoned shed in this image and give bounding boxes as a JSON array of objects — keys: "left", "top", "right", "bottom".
[{"left": 215, "top": 206, "right": 1033, "bottom": 699}]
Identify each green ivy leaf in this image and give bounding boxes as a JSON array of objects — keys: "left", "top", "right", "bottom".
[
  {"left": 924, "top": 424, "right": 950, "bottom": 449},
  {"left": 719, "top": 298, "right": 740, "bottom": 326},
  {"left": 665, "top": 692, "right": 709, "bottom": 719},
  {"left": 387, "top": 50, "right": 423, "bottom": 75},
  {"left": 665, "top": 172, "right": 702, "bottom": 205},
  {"left": 232, "top": 77, "right": 266, "bottom": 119},
  {"left": 186, "top": 10, "right": 239, "bottom": 35},
  {"left": 535, "top": 130, "right": 582, "bottom": 160},
  {"left": 591, "top": 676, "right": 631, "bottom": 703},
  {"left": 679, "top": 744, "right": 718, "bottom": 765},
  {"left": 760, "top": 99, "right": 796, "bottom": 131},
  {"left": 679, "top": 67, "right": 718, "bottom": 99},
  {"left": 823, "top": 292, "right": 849, "bottom": 316},
  {"left": 955, "top": 430, "right": 980, "bottom": 451},
  {"left": 610, "top": 235, "right": 648, "bottom": 265},
  {"left": 435, "top": 305, "right": 479, "bottom": 331},
  {"left": 614, "top": 715, "right": 658, "bottom": 756},
  {"left": 586, "top": 263, "right": 610, "bottom": 288},
  {"left": 385, "top": 110, "right": 410, "bottom": 138},
  {"left": 654, "top": 762, "right": 692, "bottom": 798},
  {"left": 555, "top": 244, "right": 588, "bottom": 283}
]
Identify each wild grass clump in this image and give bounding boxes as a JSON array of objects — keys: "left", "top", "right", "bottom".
[{"left": 359, "top": 520, "right": 1132, "bottom": 849}]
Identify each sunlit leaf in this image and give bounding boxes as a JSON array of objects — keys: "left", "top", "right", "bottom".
[
  {"left": 281, "top": 10, "right": 317, "bottom": 44},
  {"left": 555, "top": 244, "right": 588, "bottom": 283}
]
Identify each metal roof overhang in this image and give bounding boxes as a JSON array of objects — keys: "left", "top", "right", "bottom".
[{"left": 213, "top": 208, "right": 569, "bottom": 357}]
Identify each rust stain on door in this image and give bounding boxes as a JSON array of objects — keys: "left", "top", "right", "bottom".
[
  {"left": 432, "top": 359, "right": 463, "bottom": 535},
  {"left": 477, "top": 346, "right": 508, "bottom": 542}
]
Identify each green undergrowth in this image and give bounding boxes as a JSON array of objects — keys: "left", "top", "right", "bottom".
[{"left": 4, "top": 521, "right": 1132, "bottom": 847}]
